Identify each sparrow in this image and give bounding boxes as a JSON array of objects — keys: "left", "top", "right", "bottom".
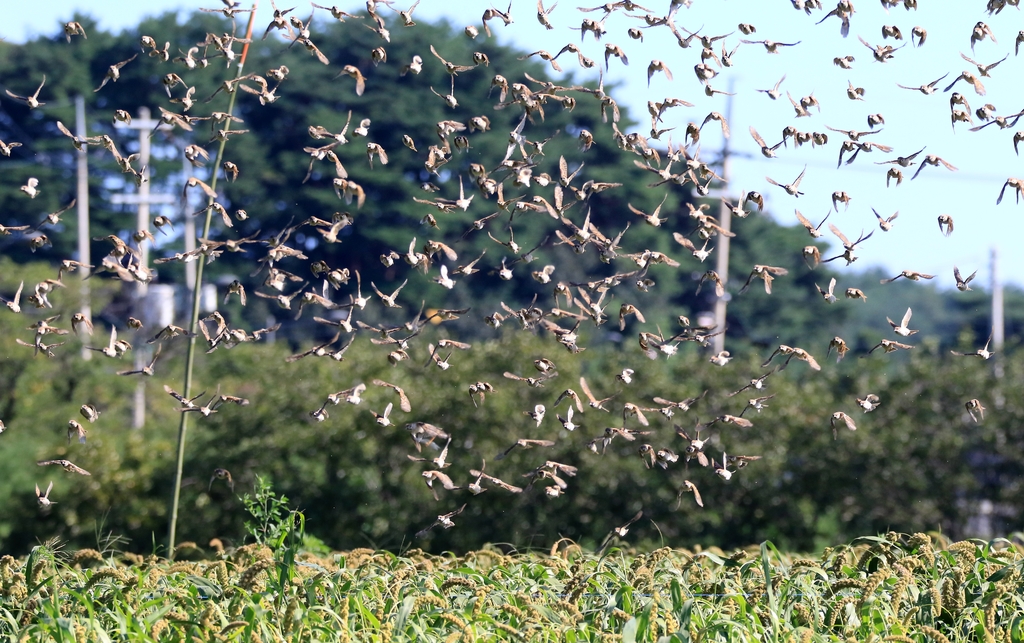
[
  {"left": 886, "top": 168, "right": 903, "bottom": 187},
  {"left": 912, "top": 26, "right": 927, "bottom": 47},
  {"left": 371, "top": 402, "right": 394, "bottom": 426},
  {"left": 857, "top": 394, "right": 881, "bottom": 413},
  {"left": 164, "top": 384, "right": 206, "bottom": 410},
  {"left": 371, "top": 279, "right": 408, "bottom": 308},
  {"left": 554, "top": 388, "right": 585, "bottom": 413},
  {"left": 739, "top": 265, "right": 789, "bottom": 295},
  {"left": 755, "top": 74, "right": 786, "bottom": 100},
  {"left": 911, "top": 155, "right": 958, "bottom": 181},
  {"left": 802, "top": 246, "right": 821, "bottom": 269},
  {"left": 871, "top": 208, "right": 899, "bottom": 232},
  {"left": 496, "top": 438, "right": 555, "bottom": 461},
  {"left": 897, "top": 73, "right": 949, "bottom": 94},
  {"left": 696, "top": 270, "right": 725, "bottom": 297},
  {"left": 676, "top": 480, "right": 703, "bottom": 508},
  {"left": 1, "top": 281, "right": 24, "bottom": 314},
  {"left": 830, "top": 412, "right": 856, "bottom": 439},
  {"left": 880, "top": 270, "right": 934, "bottom": 284},
  {"left": 817, "top": 278, "right": 837, "bottom": 303},
  {"left": 408, "top": 437, "right": 453, "bottom": 469},
  {"left": 580, "top": 376, "right": 615, "bottom": 411},
  {"left": 750, "top": 126, "right": 783, "bottom": 157},
  {"left": 64, "top": 21, "right": 87, "bottom": 42},
  {"left": 20, "top": 178, "right": 40, "bottom": 199},
  {"left": 951, "top": 334, "right": 994, "bottom": 359},
  {"left": 5, "top": 76, "right": 47, "bottom": 109},
  {"left": 827, "top": 337, "right": 850, "bottom": 362},
  {"left": 954, "top": 266, "right": 978, "bottom": 291},
  {"left": 709, "top": 350, "right": 732, "bottom": 366},
  {"left": 209, "top": 468, "right": 234, "bottom": 491},
  {"left": 536, "top": 0, "right": 557, "bottom": 29},
  {"left": 875, "top": 147, "right": 925, "bottom": 168},
  {"left": 646, "top": 60, "right": 673, "bottom": 85},
  {"left": 596, "top": 509, "right": 644, "bottom": 553},
  {"left": 965, "top": 399, "right": 985, "bottom": 423},
  {"left": 655, "top": 449, "right": 679, "bottom": 469},
  {"left": 37, "top": 459, "right": 91, "bottom": 475},
  {"left": 887, "top": 308, "right": 917, "bottom": 336},
  {"left": 833, "top": 55, "right": 855, "bottom": 69},
  {"left": 67, "top": 313, "right": 93, "bottom": 336},
  {"left": 970, "top": 21, "right": 997, "bottom": 51},
  {"left": 938, "top": 214, "right": 955, "bottom": 237},
  {"left": 944, "top": 71, "right": 987, "bottom": 96},
  {"left": 557, "top": 406, "right": 579, "bottom": 432},
  {"left": 997, "top": 178, "right": 1024, "bottom": 205},
  {"left": 86, "top": 326, "right": 123, "bottom": 358},
  {"left": 94, "top": 55, "right": 138, "bottom": 92},
  {"left": 421, "top": 470, "right": 460, "bottom": 501},
  {"left": 831, "top": 191, "right": 853, "bottom": 211},
  {"left": 416, "top": 503, "right": 467, "bottom": 536},
  {"left": 740, "top": 39, "right": 801, "bottom": 53},
  {"left": 881, "top": 24, "right": 902, "bottom": 40},
  {"left": 327, "top": 383, "right": 367, "bottom": 406},
  {"left": 524, "top": 404, "right": 546, "bottom": 426},
  {"left": 867, "top": 339, "right": 914, "bottom": 354},
  {"left": 0, "top": 138, "right": 23, "bottom": 157},
  {"left": 372, "top": 379, "right": 412, "bottom": 412},
  {"left": 713, "top": 454, "right": 733, "bottom": 481},
  {"left": 737, "top": 391, "right": 774, "bottom": 417}
]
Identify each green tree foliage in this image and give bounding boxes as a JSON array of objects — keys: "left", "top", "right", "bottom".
[
  {"left": 0, "top": 9, "right": 858, "bottom": 346},
  {"left": 2, "top": 297, "right": 1021, "bottom": 555}
]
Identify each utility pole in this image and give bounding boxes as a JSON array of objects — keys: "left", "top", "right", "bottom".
[
  {"left": 111, "top": 107, "right": 175, "bottom": 428},
  {"left": 992, "top": 246, "right": 1004, "bottom": 381},
  {"left": 75, "top": 95, "right": 92, "bottom": 361},
  {"left": 712, "top": 84, "right": 736, "bottom": 355},
  {"left": 182, "top": 153, "right": 197, "bottom": 293}
]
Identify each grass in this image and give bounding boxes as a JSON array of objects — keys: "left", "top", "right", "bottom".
[{"left": 2, "top": 530, "right": 1023, "bottom": 642}]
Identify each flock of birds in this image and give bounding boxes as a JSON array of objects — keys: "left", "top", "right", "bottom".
[{"left": 1, "top": 0, "right": 1018, "bottom": 543}]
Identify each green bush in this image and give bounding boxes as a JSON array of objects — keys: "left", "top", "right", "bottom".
[{"left": 4, "top": 298, "right": 1018, "bottom": 554}]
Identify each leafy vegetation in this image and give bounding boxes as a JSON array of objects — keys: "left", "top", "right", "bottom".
[
  {"left": 3, "top": 302, "right": 1023, "bottom": 556},
  {"left": 3, "top": 498, "right": 1024, "bottom": 643}
]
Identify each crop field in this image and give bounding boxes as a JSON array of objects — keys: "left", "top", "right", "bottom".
[{"left": 3, "top": 530, "right": 1024, "bottom": 642}]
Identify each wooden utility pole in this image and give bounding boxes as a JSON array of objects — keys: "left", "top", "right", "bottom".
[
  {"left": 181, "top": 153, "right": 197, "bottom": 293},
  {"left": 111, "top": 107, "right": 175, "bottom": 428},
  {"left": 712, "top": 85, "right": 736, "bottom": 355},
  {"left": 75, "top": 95, "right": 92, "bottom": 361},
  {"left": 992, "top": 246, "right": 1004, "bottom": 380}
]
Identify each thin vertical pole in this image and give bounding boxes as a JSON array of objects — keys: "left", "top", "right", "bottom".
[
  {"left": 168, "top": 3, "right": 259, "bottom": 555},
  {"left": 182, "top": 154, "right": 197, "bottom": 293},
  {"left": 992, "top": 246, "right": 1004, "bottom": 380},
  {"left": 137, "top": 107, "right": 153, "bottom": 278},
  {"left": 133, "top": 107, "right": 153, "bottom": 429},
  {"left": 712, "top": 83, "right": 735, "bottom": 354},
  {"left": 75, "top": 95, "right": 92, "bottom": 361}
]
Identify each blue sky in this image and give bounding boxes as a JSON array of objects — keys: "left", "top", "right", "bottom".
[{"left": 5, "top": 1, "right": 1023, "bottom": 288}]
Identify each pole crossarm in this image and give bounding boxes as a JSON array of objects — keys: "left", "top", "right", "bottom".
[{"left": 109, "top": 193, "right": 176, "bottom": 205}]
